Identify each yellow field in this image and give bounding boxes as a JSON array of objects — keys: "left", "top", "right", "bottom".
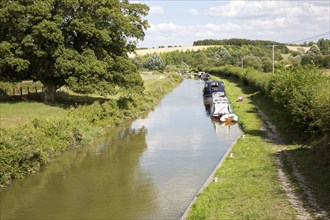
[
  {"left": 128, "top": 45, "right": 219, "bottom": 57},
  {"left": 286, "top": 45, "right": 310, "bottom": 53}
]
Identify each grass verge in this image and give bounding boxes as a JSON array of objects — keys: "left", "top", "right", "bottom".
[{"left": 186, "top": 77, "right": 297, "bottom": 219}]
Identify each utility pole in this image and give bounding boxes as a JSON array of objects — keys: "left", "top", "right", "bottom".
[{"left": 271, "top": 44, "right": 278, "bottom": 73}]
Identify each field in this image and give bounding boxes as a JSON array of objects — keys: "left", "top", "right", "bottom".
[
  {"left": 0, "top": 73, "right": 168, "bottom": 128},
  {"left": 129, "top": 45, "right": 311, "bottom": 58},
  {"left": 286, "top": 45, "right": 311, "bottom": 52},
  {"left": 128, "top": 45, "right": 219, "bottom": 57}
]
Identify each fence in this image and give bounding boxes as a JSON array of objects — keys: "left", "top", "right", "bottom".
[{"left": 2, "top": 86, "right": 44, "bottom": 96}]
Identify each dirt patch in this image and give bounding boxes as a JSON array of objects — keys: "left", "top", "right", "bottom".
[{"left": 257, "top": 108, "right": 329, "bottom": 220}]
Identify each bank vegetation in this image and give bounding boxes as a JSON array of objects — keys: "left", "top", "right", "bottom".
[
  {"left": 186, "top": 66, "right": 330, "bottom": 219},
  {"left": 0, "top": 73, "right": 182, "bottom": 187}
]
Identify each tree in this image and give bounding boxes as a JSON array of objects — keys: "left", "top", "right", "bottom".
[
  {"left": 0, "top": 0, "right": 149, "bottom": 102},
  {"left": 144, "top": 53, "right": 164, "bottom": 70},
  {"left": 317, "top": 38, "right": 330, "bottom": 55},
  {"left": 243, "top": 56, "right": 262, "bottom": 71},
  {"left": 261, "top": 57, "right": 273, "bottom": 72},
  {"left": 306, "top": 44, "right": 321, "bottom": 57}
]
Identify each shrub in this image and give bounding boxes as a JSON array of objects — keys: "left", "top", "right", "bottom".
[{"left": 269, "top": 66, "right": 329, "bottom": 134}]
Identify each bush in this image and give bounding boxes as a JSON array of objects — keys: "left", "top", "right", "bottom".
[
  {"left": 269, "top": 66, "right": 330, "bottom": 134},
  {"left": 204, "top": 65, "right": 330, "bottom": 135}
]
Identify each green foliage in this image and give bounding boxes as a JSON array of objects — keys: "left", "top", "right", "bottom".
[
  {"left": 187, "top": 74, "right": 296, "bottom": 220},
  {"left": 306, "top": 44, "right": 322, "bottom": 57},
  {"left": 0, "top": 0, "right": 149, "bottom": 102},
  {"left": 0, "top": 81, "right": 43, "bottom": 96},
  {"left": 193, "top": 38, "right": 288, "bottom": 52},
  {"left": 316, "top": 38, "right": 330, "bottom": 55},
  {"left": 143, "top": 53, "right": 164, "bottom": 70},
  {"left": 269, "top": 66, "right": 330, "bottom": 134},
  {"left": 0, "top": 75, "right": 183, "bottom": 186},
  {"left": 243, "top": 56, "right": 262, "bottom": 71},
  {"left": 134, "top": 43, "right": 282, "bottom": 72},
  {"left": 204, "top": 65, "right": 330, "bottom": 137},
  {"left": 301, "top": 54, "right": 330, "bottom": 68}
]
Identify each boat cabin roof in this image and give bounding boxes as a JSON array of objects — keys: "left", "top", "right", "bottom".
[{"left": 204, "top": 80, "right": 225, "bottom": 91}]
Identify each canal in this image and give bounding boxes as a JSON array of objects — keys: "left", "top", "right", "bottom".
[{"left": 0, "top": 79, "right": 242, "bottom": 219}]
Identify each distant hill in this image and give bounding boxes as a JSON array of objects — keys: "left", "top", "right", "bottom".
[
  {"left": 129, "top": 40, "right": 311, "bottom": 58},
  {"left": 128, "top": 45, "right": 219, "bottom": 58}
]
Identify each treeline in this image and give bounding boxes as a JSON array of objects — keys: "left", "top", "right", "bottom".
[
  {"left": 133, "top": 45, "right": 283, "bottom": 72},
  {"left": 133, "top": 38, "right": 329, "bottom": 72},
  {"left": 193, "top": 38, "right": 288, "bottom": 51},
  {"left": 295, "top": 39, "right": 330, "bottom": 68},
  {"left": 204, "top": 65, "right": 330, "bottom": 162}
]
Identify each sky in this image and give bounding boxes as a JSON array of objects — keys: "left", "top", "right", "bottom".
[{"left": 133, "top": 0, "right": 330, "bottom": 48}]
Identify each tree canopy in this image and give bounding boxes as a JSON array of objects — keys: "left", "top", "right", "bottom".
[{"left": 0, "top": 0, "right": 149, "bottom": 102}]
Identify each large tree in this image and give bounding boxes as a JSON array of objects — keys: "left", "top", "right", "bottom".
[{"left": 0, "top": 0, "right": 149, "bottom": 102}]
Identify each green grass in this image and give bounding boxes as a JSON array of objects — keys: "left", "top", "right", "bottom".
[
  {"left": 0, "top": 102, "right": 67, "bottom": 128},
  {"left": 252, "top": 92, "right": 330, "bottom": 216},
  {"left": 0, "top": 72, "right": 174, "bottom": 128},
  {"left": 0, "top": 74, "right": 183, "bottom": 186},
  {"left": 187, "top": 76, "right": 297, "bottom": 219}
]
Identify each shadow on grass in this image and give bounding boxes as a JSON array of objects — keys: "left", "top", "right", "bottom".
[
  {"left": 217, "top": 74, "right": 308, "bottom": 144},
  {"left": 275, "top": 147, "right": 330, "bottom": 216},
  {"left": 214, "top": 73, "right": 330, "bottom": 216},
  {"left": 0, "top": 91, "right": 111, "bottom": 109}
]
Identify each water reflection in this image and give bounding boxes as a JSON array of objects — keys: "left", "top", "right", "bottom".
[
  {"left": 203, "top": 97, "right": 211, "bottom": 116},
  {"left": 203, "top": 95, "right": 238, "bottom": 135},
  {"left": 1, "top": 79, "right": 242, "bottom": 220},
  {"left": 1, "top": 127, "right": 158, "bottom": 219}
]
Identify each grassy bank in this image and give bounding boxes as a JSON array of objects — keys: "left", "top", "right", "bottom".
[
  {"left": 187, "top": 77, "right": 296, "bottom": 219},
  {"left": 0, "top": 73, "right": 183, "bottom": 186},
  {"left": 186, "top": 69, "right": 330, "bottom": 218}
]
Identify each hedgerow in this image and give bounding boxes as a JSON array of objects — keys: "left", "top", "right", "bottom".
[{"left": 204, "top": 65, "right": 330, "bottom": 161}]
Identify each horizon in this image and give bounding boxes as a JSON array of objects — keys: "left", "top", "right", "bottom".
[{"left": 134, "top": 0, "right": 330, "bottom": 48}]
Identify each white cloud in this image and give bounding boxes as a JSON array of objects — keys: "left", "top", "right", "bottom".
[
  {"left": 148, "top": 22, "right": 186, "bottom": 33},
  {"left": 207, "top": 1, "right": 329, "bottom": 22},
  {"left": 149, "top": 6, "right": 165, "bottom": 16},
  {"left": 138, "top": 1, "right": 329, "bottom": 48},
  {"left": 187, "top": 8, "right": 199, "bottom": 16}
]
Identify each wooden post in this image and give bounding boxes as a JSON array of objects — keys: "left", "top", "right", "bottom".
[
  {"left": 27, "top": 87, "right": 30, "bottom": 94},
  {"left": 35, "top": 87, "right": 38, "bottom": 93},
  {"left": 20, "top": 87, "right": 23, "bottom": 96},
  {"left": 13, "top": 88, "right": 15, "bottom": 95}
]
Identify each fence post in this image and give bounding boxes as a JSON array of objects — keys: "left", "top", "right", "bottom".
[
  {"left": 20, "top": 87, "right": 23, "bottom": 96},
  {"left": 13, "top": 88, "right": 15, "bottom": 95},
  {"left": 27, "top": 87, "right": 30, "bottom": 94},
  {"left": 35, "top": 87, "right": 38, "bottom": 93}
]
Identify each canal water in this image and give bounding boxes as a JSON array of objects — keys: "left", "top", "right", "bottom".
[{"left": 0, "top": 79, "right": 242, "bottom": 219}]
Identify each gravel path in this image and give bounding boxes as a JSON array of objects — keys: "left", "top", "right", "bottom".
[{"left": 257, "top": 108, "right": 329, "bottom": 220}]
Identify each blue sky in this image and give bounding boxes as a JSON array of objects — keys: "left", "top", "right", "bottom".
[{"left": 134, "top": 0, "right": 330, "bottom": 48}]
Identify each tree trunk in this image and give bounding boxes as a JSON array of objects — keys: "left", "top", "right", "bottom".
[{"left": 44, "top": 83, "right": 57, "bottom": 103}]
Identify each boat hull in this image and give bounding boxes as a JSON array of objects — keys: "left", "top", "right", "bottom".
[{"left": 219, "top": 113, "right": 239, "bottom": 122}]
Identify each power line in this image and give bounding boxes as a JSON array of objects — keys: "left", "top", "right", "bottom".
[{"left": 289, "top": 31, "right": 330, "bottom": 44}]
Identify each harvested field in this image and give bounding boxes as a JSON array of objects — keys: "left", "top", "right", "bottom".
[{"left": 128, "top": 45, "right": 219, "bottom": 57}]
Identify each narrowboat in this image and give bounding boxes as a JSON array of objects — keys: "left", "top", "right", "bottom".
[
  {"left": 210, "top": 92, "right": 238, "bottom": 122},
  {"left": 202, "top": 80, "right": 225, "bottom": 98}
]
